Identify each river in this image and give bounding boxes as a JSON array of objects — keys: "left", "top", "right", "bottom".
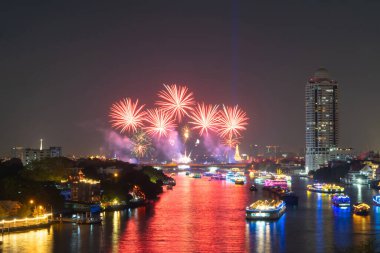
[{"left": 1, "top": 174, "right": 380, "bottom": 252}]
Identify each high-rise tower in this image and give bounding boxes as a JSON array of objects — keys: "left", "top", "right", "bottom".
[{"left": 305, "top": 68, "right": 338, "bottom": 172}]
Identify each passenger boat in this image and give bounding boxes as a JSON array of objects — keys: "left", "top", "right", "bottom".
[
  {"left": 307, "top": 183, "right": 344, "bottom": 193},
  {"left": 250, "top": 185, "right": 258, "bottom": 191},
  {"left": 235, "top": 178, "right": 245, "bottom": 185},
  {"left": 353, "top": 203, "right": 370, "bottom": 216},
  {"left": 373, "top": 195, "right": 380, "bottom": 206},
  {"left": 331, "top": 194, "right": 350, "bottom": 207},
  {"left": 246, "top": 200, "right": 286, "bottom": 220}
]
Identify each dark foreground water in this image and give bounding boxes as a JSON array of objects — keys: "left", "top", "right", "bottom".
[{"left": 2, "top": 174, "right": 380, "bottom": 253}]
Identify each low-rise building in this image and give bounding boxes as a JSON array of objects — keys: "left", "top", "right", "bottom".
[{"left": 11, "top": 146, "right": 62, "bottom": 164}]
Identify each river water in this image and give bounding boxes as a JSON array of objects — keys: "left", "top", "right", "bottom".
[{"left": 2, "top": 174, "right": 380, "bottom": 253}]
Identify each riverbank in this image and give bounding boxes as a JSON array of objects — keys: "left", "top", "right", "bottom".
[{"left": 0, "top": 213, "right": 52, "bottom": 234}]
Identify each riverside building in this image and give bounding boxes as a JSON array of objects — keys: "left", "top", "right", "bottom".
[{"left": 305, "top": 68, "right": 339, "bottom": 172}]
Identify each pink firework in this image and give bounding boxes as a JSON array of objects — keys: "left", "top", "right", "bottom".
[
  {"left": 189, "top": 103, "right": 219, "bottom": 136},
  {"left": 217, "top": 105, "right": 248, "bottom": 138},
  {"left": 109, "top": 98, "right": 146, "bottom": 133},
  {"left": 156, "top": 84, "right": 195, "bottom": 122},
  {"left": 144, "top": 108, "right": 177, "bottom": 138}
]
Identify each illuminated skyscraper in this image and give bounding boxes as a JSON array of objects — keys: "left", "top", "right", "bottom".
[{"left": 305, "top": 68, "right": 338, "bottom": 172}]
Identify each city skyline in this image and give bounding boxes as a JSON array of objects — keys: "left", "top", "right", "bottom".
[{"left": 1, "top": 1, "right": 380, "bottom": 156}]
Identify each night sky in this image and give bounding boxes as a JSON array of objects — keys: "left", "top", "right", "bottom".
[{"left": 1, "top": 1, "right": 380, "bottom": 156}]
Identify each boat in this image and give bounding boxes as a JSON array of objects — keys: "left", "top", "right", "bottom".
[
  {"left": 191, "top": 173, "right": 202, "bottom": 179},
  {"left": 250, "top": 185, "right": 258, "bottom": 191},
  {"left": 72, "top": 213, "right": 102, "bottom": 224},
  {"left": 246, "top": 200, "right": 286, "bottom": 220},
  {"left": 235, "top": 178, "right": 245, "bottom": 185},
  {"left": 353, "top": 203, "right": 370, "bottom": 216},
  {"left": 203, "top": 172, "right": 214, "bottom": 177},
  {"left": 373, "top": 195, "right": 380, "bottom": 206},
  {"left": 76, "top": 216, "right": 102, "bottom": 224},
  {"left": 331, "top": 194, "right": 350, "bottom": 207},
  {"left": 280, "top": 191, "right": 299, "bottom": 205},
  {"left": 211, "top": 174, "right": 225, "bottom": 180},
  {"left": 166, "top": 185, "right": 173, "bottom": 190},
  {"left": 307, "top": 183, "right": 344, "bottom": 194},
  {"left": 264, "top": 179, "right": 288, "bottom": 190}
]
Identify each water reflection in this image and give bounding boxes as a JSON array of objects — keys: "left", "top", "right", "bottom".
[
  {"left": 2, "top": 227, "right": 53, "bottom": 252},
  {"left": 246, "top": 217, "right": 286, "bottom": 253},
  {"left": 2, "top": 175, "right": 380, "bottom": 252}
]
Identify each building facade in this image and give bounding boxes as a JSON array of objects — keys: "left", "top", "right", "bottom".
[
  {"left": 305, "top": 68, "right": 338, "bottom": 172},
  {"left": 11, "top": 146, "right": 62, "bottom": 164}
]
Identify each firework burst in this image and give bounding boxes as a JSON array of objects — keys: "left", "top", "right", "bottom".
[
  {"left": 189, "top": 103, "right": 219, "bottom": 136},
  {"left": 131, "top": 130, "right": 152, "bottom": 158},
  {"left": 156, "top": 84, "right": 195, "bottom": 122},
  {"left": 144, "top": 108, "right": 177, "bottom": 138},
  {"left": 221, "top": 136, "right": 240, "bottom": 148},
  {"left": 217, "top": 105, "right": 248, "bottom": 139},
  {"left": 109, "top": 98, "right": 146, "bottom": 133}
]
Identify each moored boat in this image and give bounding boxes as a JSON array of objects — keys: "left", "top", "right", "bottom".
[
  {"left": 353, "top": 203, "right": 370, "bottom": 216},
  {"left": 331, "top": 194, "right": 350, "bottom": 207},
  {"left": 307, "top": 183, "right": 344, "bottom": 194},
  {"left": 246, "top": 200, "right": 286, "bottom": 220}
]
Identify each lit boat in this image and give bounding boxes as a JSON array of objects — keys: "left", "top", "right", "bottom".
[
  {"left": 307, "top": 183, "right": 344, "bottom": 193},
  {"left": 331, "top": 194, "right": 350, "bottom": 207},
  {"left": 235, "top": 178, "right": 245, "bottom": 185},
  {"left": 211, "top": 174, "right": 226, "bottom": 180},
  {"left": 373, "top": 195, "right": 380, "bottom": 206},
  {"left": 264, "top": 179, "right": 288, "bottom": 189},
  {"left": 353, "top": 203, "right": 370, "bottom": 216},
  {"left": 246, "top": 200, "right": 286, "bottom": 220}
]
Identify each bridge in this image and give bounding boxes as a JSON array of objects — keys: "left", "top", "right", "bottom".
[{"left": 144, "top": 163, "right": 252, "bottom": 171}]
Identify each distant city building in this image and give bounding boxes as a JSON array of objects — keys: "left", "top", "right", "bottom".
[
  {"left": 305, "top": 68, "right": 339, "bottom": 172},
  {"left": 11, "top": 140, "right": 62, "bottom": 164}
]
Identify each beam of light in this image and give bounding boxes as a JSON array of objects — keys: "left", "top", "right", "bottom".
[
  {"left": 109, "top": 98, "right": 146, "bottom": 133},
  {"left": 189, "top": 103, "right": 219, "bottom": 136},
  {"left": 144, "top": 108, "right": 177, "bottom": 138},
  {"left": 217, "top": 105, "right": 248, "bottom": 139},
  {"left": 156, "top": 84, "right": 195, "bottom": 122}
]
